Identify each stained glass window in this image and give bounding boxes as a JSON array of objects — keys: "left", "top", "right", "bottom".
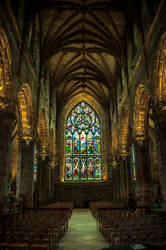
[
  {"left": 65, "top": 102, "right": 102, "bottom": 181},
  {"left": 131, "top": 144, "right": 136, "bottom": 182},
  {"left": 33, "top": 144, "right": 38, "bottom": 182}
]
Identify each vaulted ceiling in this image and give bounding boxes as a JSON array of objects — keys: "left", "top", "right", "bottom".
[{"left": 12, "top": 0, "right": 146, "bottom": 109}]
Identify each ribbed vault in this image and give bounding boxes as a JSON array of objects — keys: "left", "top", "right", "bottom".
[{"left": 11, "top": 0, "right": 150, "bottom": 111}]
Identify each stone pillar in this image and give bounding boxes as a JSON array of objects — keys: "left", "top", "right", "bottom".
[
  {"left": 0, "top": 109, "right": 15, "bottom": 214},
  {"left": 120, "top": 156, "right": 131, "bottom": 203},
  {"left": 112, "top": 166, "right": 116, "bottom": 201},
  {"left": 153, "top": 110, "right": 166, "bottom": 211},
  {"left": 38, "top": 156, "right": 49, "bottom": 206},
  {"left": 20, "top": 139, "right": 34, "bottom": 208},
  {"left": 134, "top": 140, "right": 152, "bottom": 208}
]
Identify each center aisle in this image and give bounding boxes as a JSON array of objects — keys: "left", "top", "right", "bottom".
[{"left": 58, "top": 208, "right": 110, "bottom": 250}]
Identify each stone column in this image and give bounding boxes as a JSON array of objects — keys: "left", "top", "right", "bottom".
[
  {"left": 20, "top": 139, "right": 34, "bottom": 208},
  {"left": 134, "top": 140, "right": 152, "bottom": 208},
  {"left": 120, "top": 156, "right": 131, "bottom": 204},
  {"left": 153, "top": 110, "right": 166, "bottom": 211},
  {"left": 38, "top": 156, "right": 49, "bottom": 206},
  {"left": 0, "top": 109, "right": 15, "bottom": 214},
  {"left": 112, "top": 166, "right": 116, "bottom": 201}
]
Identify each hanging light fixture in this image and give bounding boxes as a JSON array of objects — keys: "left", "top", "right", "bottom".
[
  {"left": 40, "top": 145, "right": 48, "bottom": 160},
  {"left": 50, "top": 161, "right": 56, "bottom": 168},
  {"left": 112, "top": 156, "right": 118, "bottom": 168},
  {"left": 120, "top": 150, "right": 128, "bottom": 160},
  {"left": 135, "top": 134, "right": 144, "bottom": 145},
  {"left": 22, "top": 125, "right": 33, "bottom": 145}
]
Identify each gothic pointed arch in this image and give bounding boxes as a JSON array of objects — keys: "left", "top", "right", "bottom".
[
  {"left": 0, "top": 27, "right": 13, "bottom": 103},
  {"left": 17, "top": 84, "right": 34, "bottom": 143},
  {"left": 58, "top": 93, "right": 109, "bottom": 182},
  {"left": 153, "top": 32, "right": 166, "bottom": 109},
  {"left": 134, "top": 84, "right": 150, "bottom": 141},
  {"left": 37, "top": 109, "right": 49, "bottom": 157},
  {"left": 65, "top": 101, "right": 101, "bottom": 181},
  {"left": 119, "top": 107, "right": 130, "bottom": 158}
]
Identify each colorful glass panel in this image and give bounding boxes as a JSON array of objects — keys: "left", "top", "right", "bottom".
[
  {"left": 66, "top": 157, "right": 72, "bottom": 180},
  {"left": 87, "top": 131, "right": 93, "bottom": 154},
  {"left": 33, "top": 144, "right": 38, "bottom": 182},
  {"left": 94, "top": 131, "right": 100, "bottom": 154},
  {"left": 131, "top": 144, "right": 136, "bottom": 181},
  {"left": 88, "top": 158, "right": 94, "bottom": 180},
  {"left": 66, "top": 132, "right": 72, "bottom": 154},
  {"left": 65, "top": 102, "right": 102, "bottom": 181},
  {"left": 80, "top": 131, "right": 87, "bottom": 154},
  {"left": 73, "top": 158, "right": 79, "bottom": 180},
  {"left": 74, "top": 131, "right": 79, "bottom": 154},
  {"left": 95, "top": 158, "right": 101, "bottom": 180}
]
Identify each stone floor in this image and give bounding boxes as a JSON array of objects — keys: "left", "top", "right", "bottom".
[
  {"left": 58, "top": 208, "right": 164, "bottom": 250},
  {"left": 58, "top": 208, "right": 110, "bottom": 250}
]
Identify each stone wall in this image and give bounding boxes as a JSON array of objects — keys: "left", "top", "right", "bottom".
[{"left": 54, "top": 183, "right": 112, "bottom": 208}]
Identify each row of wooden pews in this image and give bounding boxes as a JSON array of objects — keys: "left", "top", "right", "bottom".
[
  {"left": 90, "top": 201, "right": 166, "bottom": 248},
  {"left": 0, "top": 202, "right": 73, "bottom": 249}
]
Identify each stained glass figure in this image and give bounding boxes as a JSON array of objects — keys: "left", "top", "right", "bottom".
[
  {"left": 74, "top": 131, "right": 79, "bottom": 154},
  {"left": 66, "top": 157, "right": 72, "bottom": 180},
  {"left": 94, "top": 131, "right": 100, "bottom": 154},
  {"left": 80, "top": 131, "right": 87, "bottom": 154},
  {"left": 87, "top": 131, "right": 93, "bottom": 154},
  {"left": 73, "top": 158, "right": 79, "bottom": 180},
  {"left": 66, "top": 132, "right": 72, "bottom": 154},
  {"left": 65, "top": 101, "right": 102, "bottom": 181}
]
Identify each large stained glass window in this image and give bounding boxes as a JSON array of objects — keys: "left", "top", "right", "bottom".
[{"left": 65, "top": 102, "right": 102, "bottom": 181}]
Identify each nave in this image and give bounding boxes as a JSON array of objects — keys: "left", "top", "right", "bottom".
[
  {"left": 0, "top": 201, "right": 166, "bottom": 250},
  {"left": 58, "top": 209, "right": 109, "bottom": 250}
]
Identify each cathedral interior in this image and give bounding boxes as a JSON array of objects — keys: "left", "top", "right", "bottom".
[{"left": 0, "top": 0, "right": 166, "bottom": 249}]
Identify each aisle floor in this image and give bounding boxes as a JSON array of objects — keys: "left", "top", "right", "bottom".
[{"left": 58, "top": 208, "right": 110, "bottom": 250}]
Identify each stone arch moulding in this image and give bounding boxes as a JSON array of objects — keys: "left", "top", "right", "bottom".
[
  {"left": 17, "top": 83, "right": 34, "bottom": 144},
  {"left": 119, "top": 107, "right": 130, "bottom": 158},
  {"left": 134, "top": 84, "right": 150, "bottom": 141},
  {"left": 37, "top": 108, "right": 49, "bottom": 158},
  {"left": 0, "top": 27, "right": 13, "bottom": 103},
  {"left": 59, "top": 93, "right": 109, "bottom": 183},
  {"left": 153, "top": 32, "right": 166, "bottom": 109}
]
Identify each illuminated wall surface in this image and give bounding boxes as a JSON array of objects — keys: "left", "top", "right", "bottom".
[{"left": 65, "top": 102, "right": 102, "bottom": 181}]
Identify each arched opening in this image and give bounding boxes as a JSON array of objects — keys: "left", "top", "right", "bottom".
[
  {"left": 38, "top": 109, "right": 49, "bottom": 158},
  {"left": 154, "top": 32, "right": 166, "bottom": 108},
  {"left": 65, "top": 101, "right": 102, "bottom": 181},
  {"left": 0, "top": 27, "right": 12, "bottom": 102},
  {"left": 134, "top": 84, "right": 150, "bottom": 142},
  {"left": 119, "top": 108, "right": 130, "bottom": 158},
  {"left": 133, "top": 84, "right": 153, "bottom": 207},
  {"left": 58, "top": 93, "right": 109, "bottom": 183},
  {"left": 17, "top": 84, "right": 33, "bottom": 144}
]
